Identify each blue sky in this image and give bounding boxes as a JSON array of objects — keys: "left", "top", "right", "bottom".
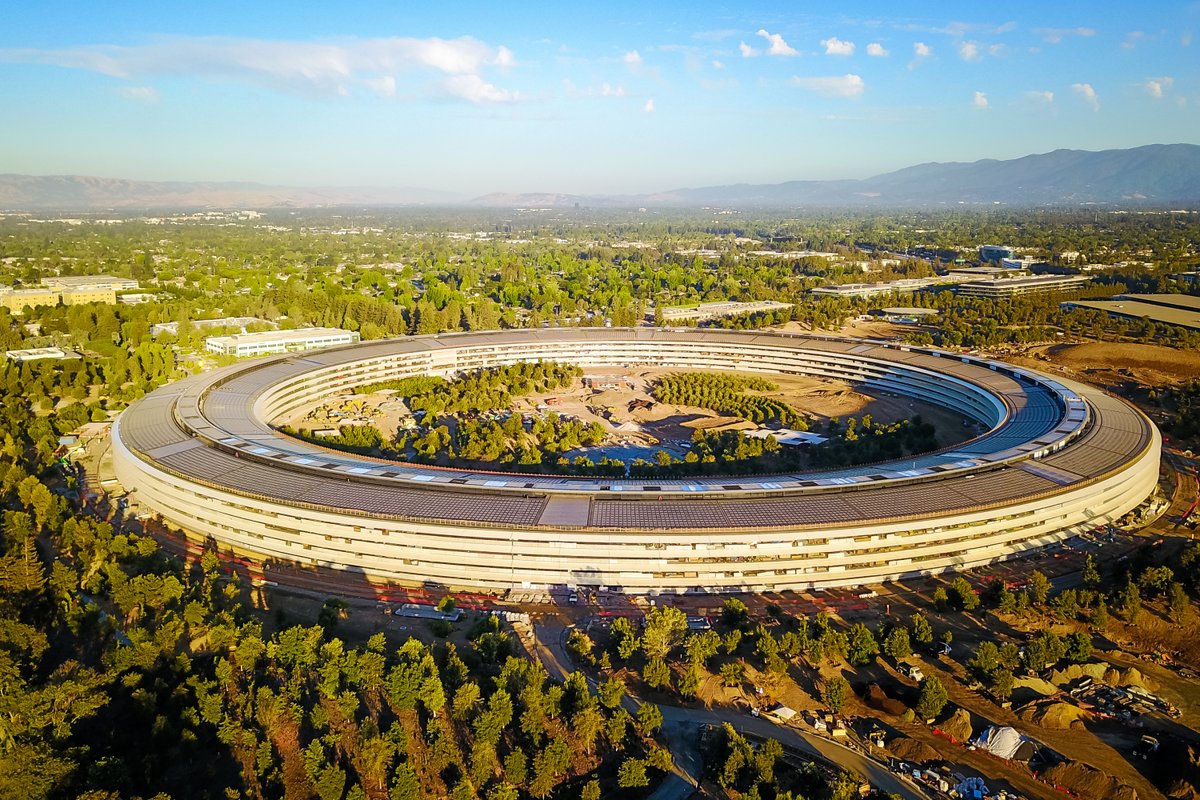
[{"left": 1, "top": 1, "right": 1196, "bottom": 196}]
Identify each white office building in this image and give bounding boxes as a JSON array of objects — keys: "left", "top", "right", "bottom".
[{"left": 205, "top": 327, "right": 361, "bottom": 358}]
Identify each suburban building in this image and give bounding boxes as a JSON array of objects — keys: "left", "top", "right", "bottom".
[
  {"left": 0, "top": 288, "right": 61, "bottom": 312},
  {"left": 876, "top": 306, "right": 940, "bottom": 323},
  {"left": 61, "top": 287, "right": 117, "bottom": 306},
  {"left": 4, "top": 346, "right": 75, "bottom": 362},
  {"left": 955, "top": 274, "right": 1090, "bottom": 299},
  {"left": 42, "top": 275, "right": 140, "bottom": 292},
  {"left": 810, "top": 278, "right": 942, "bottom": 298},
  {"left": 205, "top": 327, "right": 361, "bottom": 357},
  {"left": 656, "top": 300, "right": 793, "bottom": 323},
  {"left": 978, "top": 244, "right": 1016, "bottom": 263},
  {"left": 153, "top": 316, "right": 278, "bottom": 338},
  {"left": 1061, "top": 293, "right": 1200, "bottom": 332}
]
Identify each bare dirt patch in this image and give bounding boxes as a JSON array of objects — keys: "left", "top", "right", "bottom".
[{"left": 1019, "top": 342, "right": 1200, "bottom": 388}]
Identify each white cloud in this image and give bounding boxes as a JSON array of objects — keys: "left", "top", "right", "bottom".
[
  {"left": 442, "top": 74, "right": 515, "bottom": 103},
  {"left": 0, "top": 34, "right": 518, "bottom": 103},
  {"left": 913, "top": 41, "right": 931, "bottom": 57},
  {"left": 756, "top": 29, "right": 799, "bottom": 57},
  {"left": 866, "top": 42, "right": 888, "bottom": 57},
  {"left": 958, "top": 41, "right": 981, "bottom": 61},
  {"left": 1145, "top": 76, "right": 1173, "bottom": 98},
  {"left": 1183, "top": 33, "right": 1193, "bottom": 47},
  {"left": 1071, "top": 82, "right": 1099, "bottom": 111},
  {"left": 1122, "top": 31, "right": 1145, "bottom": 49},
  {"left": 118, "top": 85, "right": 159, "bottom": 103},
  {"left": 821, "top": 37, "right": 855, "bottom": 56},
  {"left": 1028, "top": 90, "right": 1055, "bottom": 105},
  {"left": 643, "top": 98, "right": 655, "bottom": 113},
  {"left": 623, "top": 50, "right": 642, "bottom": 67},
  {"left": 363, "top": 76, "right": 396, "bottom": 97},
  {"left": 601, "top": 83, "right": 626, "bottom": 97},
  {"left": 739, "top": 41, "right": 761, "bottom": 58},
  {"left": 790, "top": 73, "right": 864, "bottom": 98},
  {"left": 1034, "top": 27, "right": 1097, "bottom": 44},
  {"left": 973, "top": 91, "right": 988, "bottom": 109},
  {"left": 989, "top": 43, "right": 1005, "bottom": 56},
  {"left": 712, "top": 59, "right": 724, "bottom": 69}
]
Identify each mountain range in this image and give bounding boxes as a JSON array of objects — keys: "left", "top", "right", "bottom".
[{"left": 3, "top": 144, "right": 1199, "bottom": 211}]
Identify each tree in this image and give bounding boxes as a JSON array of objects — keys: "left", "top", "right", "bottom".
[
  {"left": 969, "top": 641, "right": 1000, "bottom": 681},
  {"left": 720, "top": 661, "right": 744, "bottom": 688},
  {"left": 910, "top": 613, "right": 934, "bottom": 644},
  {"left": 642, "top": 657, "right": 672, "bottom": 691},
  {"left": 679, "top": 663, "right": 701, "bottom": 699},
  {"left": 1169, "top": 581, "right": 1190, "bottom": 621},
  {"left": 1029, "top": 570, "right": 1051, "bottom": 606},
  {"left": 1065, "top": 631, "right": 1093, "bottom": 664},
  {"left": 1082, "top": 554, "right": 1101, "bottom": 588},
  {"left": 581, "top": 780, "right": 601, "bottom": 800},
  {"left": 821, "top": 674, "right": 851, "bottom": 714},
  {"left": 1091, "top": 599, "right": 1110, "bottom": 629},
  {"left": 932, "top": 587, "right": 949, "bottom": 611},
  {"left": 881, "top": 626, "right": 912, "bottom": 661},
  {"left": 991, "top": 668, "right": 1015, "bottom": 703},
  {"left": 637, "top": 702, "right": 663, "bottom": 736},
  {"left": 598, "top": 677, "right": 625, "bottom": 710},
  {"left": 642, "top": 606, "right": 688, "bottom": 660},
  {"left": 722, "top": 597, "right": 750, "bottom": 629},
  {"left": 916, "top": 676, "right": 949, "bottom": 721},
  {"left": 846, "top": 623, "right": 879, "bottom": 666},
  {"left": 949, "top": 577, "right": 980, "bottom": 611},
  {"left": 618, "top": 758, "right": 649, "bottom": 789}
]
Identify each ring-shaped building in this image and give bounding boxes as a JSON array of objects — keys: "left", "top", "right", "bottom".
[{"left": 112, "top": 329, "right": 1160, "bottom": 593}]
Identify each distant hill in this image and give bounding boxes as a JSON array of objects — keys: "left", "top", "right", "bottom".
[
  {"left": 474, "top": 144, "right": 1200, "bottom": 208},
  {"left": 3, "top": 144, "right": 1199, "bottom": 211},
  {"left": 0, "top": 175, "right": 462, "bottom": 211}
]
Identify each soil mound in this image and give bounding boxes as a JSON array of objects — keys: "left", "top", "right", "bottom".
[
  {"left": 938, "top": 708, "right": 973, "bottom": 743},
  {"left": 1019, "top": 701, "right": 1090, "bottom": 730},
  {"left": 863, "top": 683, "right": 907, "bottom": 716},
  {"left": 1041, "top": 760, "right": 1139, "bottom": 800},
  {"left": 887, "top": 736, "right": 939, "bottom": 764}
]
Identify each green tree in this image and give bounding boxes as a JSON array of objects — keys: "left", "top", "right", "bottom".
[
  {"left": 821, "top": 674, "right": 851, "bottom": 714},
  {"left": 720, "top": 661, "right": 744, "bottom": 688},
  {"left": 916, "top": 676, "right": 949, "bottom": 721},
  {"left": 846, "top": 623, "right": 879, "bottom": 666},
  {"left": 910, "top": 613, "right": 934, "bottom": 644},
  {"left": 881, "top": 626, "right": 912, "bottom": 661},
  {"left": 1028, "top": 570, "right": 1051, "bottom": 606},
  {"left": 637, "top": 702, "right": 663, "bottom": 736},
  {"left": 642, "top": 657, "right": 672, "bottom": 691},
  {"left": 722, "top": 597, "right": 750, "bottom": 629},
  {"left": 618, "top": 758, "right": 649, "bottom": 789},
  {"left": 642, "top": 606, "right": 688, "bottom": 660}
]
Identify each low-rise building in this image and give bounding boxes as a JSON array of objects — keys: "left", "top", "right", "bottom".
[
  {"left": 4, "top": 346, "right": 75, "bottom": 362},
  {"left": 955, "top": 274, "right": 1089, "bottom": 299},
  {"left": 61, "top": 287, "right": 117, "bottom": 306},
  {"left": 205, "top": 327, "right": 361, "bottom": 357},
  {"left": 811, "top": 278, "right": 942, "bottom": 299},
  {"left": 0, "top": 288, "right": 60, "bottom": 312},
  {"left": 1062, "top": 293, "right": 1200, "bottom": 331},
  {"left": 118, "top": 292, "right": 158, "bottom": 305},
  {"left": 657, "top": 300, "right": 793, "bottom": 323},
  {"left": 43, "top": 275, "right": 139, "bottom": 292},
  {"left": 979, "top": 244, "right": 1015, "bottom": 263}
]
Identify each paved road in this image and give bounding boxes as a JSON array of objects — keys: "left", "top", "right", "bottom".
[{"left": 532, "top": 620, "right": 930, "bottom": 800}]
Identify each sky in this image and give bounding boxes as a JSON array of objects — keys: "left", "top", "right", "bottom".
[{"left": 0, "top": 1, "right": 1197, "bottom": 197}]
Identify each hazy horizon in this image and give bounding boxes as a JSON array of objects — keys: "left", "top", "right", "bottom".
[{"left": 2, "top": 1, "right": 1197, "bottom": 195}]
